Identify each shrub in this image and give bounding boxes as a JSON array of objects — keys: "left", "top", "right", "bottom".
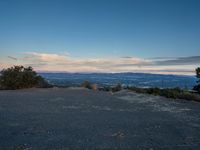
[
  {"left": 0, "top": 66, "right": 50, "bottom": 90},
  {"left": 160, "top": 87, "right": 182, "bottom": 99},
  {"left": 99, "top": 86, "right": 112, "bottom": 92},
  {"left": 112, "top": 84, "right": 122, "bottom": 92},
  {"left": 128, "top": 86, "right": 200, "bottom": 101},
  {"left": 91, "top": 84, "right": 98, "bottom": 91},
  {"left": 81, "top": 81, "right": 92, "bottom": 89},
  {"left": 193, "top": 84, "right": 200, "bottom": 93},
  {"left": 146, "top": 87, "right": 161, "bottom": 95},
  {"left": 36, "top": 77, "right": 53, "bottom": 88},
  {"left": 127, "top": 86, "right": 147, "bottom": 93},
  {"left": 178, "top": 92, "right": 200, "bottom": 102}
]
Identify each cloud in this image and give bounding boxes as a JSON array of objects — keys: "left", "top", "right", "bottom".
[
  {"left": 15, "top": 52, "right": 152, "bottom": 72},
  {"left": 23, "top": 52, "right": 68, "bottom": 62},
  {"left": 148, "top": 57, "right": 176, "bottom": 60},
  {"left": 54, "top": 57, "right": 151, "bottom": 69},
  {"left": 1, "top": 52, "right": 200, "bottom": 75},
  {"left": 121, "top": 56, "right": 133, "bottom": 59},
  {"left": 7, "top": 56, "right": 17, "bottom": 61},
  {"left": 154, "top": 56, "right": 200, "bottom": 66}
]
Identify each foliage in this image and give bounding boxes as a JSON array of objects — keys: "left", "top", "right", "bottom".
[
  {"left": 98, "top": 84, "right": 122, "bottom": 92},
  {"left": 127, "top": 86, "right": 200, "bottom": 102},
  {"left": 177, "top": 91, "right": 200, "bottom": 101},
  {"left": 193, "top": 84, "right": 200, "bottom": 93},
  {"left": 111, "top": 84, "right": 122, "bottom": 92},
  {"left": 193, "top": 67, "right": 200, "bottom": 93},
  {"left": 91, "top": 84, "right": 98, "bottom": 91},
  {"left": 0, "top": 66, "right": 51, "bottom": 90},
  {"left": 99, "top": 86, "right": 111, "bottom": 92},
  {"left": 81, "top": 81, "right": 92, "bottom": 89},
  {"left": 196, "top": 67, "right": 200, "bottom": 79}
]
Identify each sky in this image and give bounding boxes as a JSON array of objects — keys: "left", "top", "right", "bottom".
[{"left": 0, "top": 0, "right": 200, "bottom": 75}]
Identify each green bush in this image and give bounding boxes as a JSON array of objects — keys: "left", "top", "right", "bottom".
[
  {"left": 146, "top": 87, "right": 161, "bottom": 95},
  {"left": 160, "top": 87, "right": 182, "bottom": 99},
  {"left": 145, "top": 87, "right": 181, "bottom": 99},
  {"left": 81, "top": 81, "right": 92, "bottom": 89},
  {"left": 193, "top": 84, "right": 200, "bottom": 93},
  {"left": 178, "top": 92, "right": 200, "bottom": 102},
  {"left": 99, "top": 86, "right": 112, "bottom": 92},
  {"left": 112, "top": 84, "right": 122, "bottom": 92},
  {"left": 128, "top": 86, "right": 200, "bottom": 102},
  {"left": 0, "top": 66, "right": 50, "bottom": 90},
  {"left": 127, "top": 86, "right": 147, "bottom": 93}
]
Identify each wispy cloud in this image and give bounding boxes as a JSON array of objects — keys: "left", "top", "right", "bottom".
[
  {"left": 7, "top": 56, "right": 18, "bottom": 61},
  {"left": 153, "top": 56, "right": 200, "bottom": 66},
  {"left": 1, "top": 52, "right": 200, "bottom": 75},
  {"left": 23, "top": 52, "right": 68, "bottom": 62}
]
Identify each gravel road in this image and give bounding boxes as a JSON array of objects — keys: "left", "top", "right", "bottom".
[{"left": 0, "top": 88, "right": 200, "bottom": 150}]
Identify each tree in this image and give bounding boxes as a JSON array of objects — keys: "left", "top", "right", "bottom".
[
  {"left": 0, "top": 66, "right": 50, "bottom": 90},
  {"left": 196, "top": 67, "right": 200, "bottom": 79},
  {"left": 193, "top": 67, "right": 200, "bottom": 93}
]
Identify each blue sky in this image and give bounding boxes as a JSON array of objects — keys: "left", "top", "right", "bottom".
[{"left": 0, "top": 0, "right": 200, "bottom": 74}]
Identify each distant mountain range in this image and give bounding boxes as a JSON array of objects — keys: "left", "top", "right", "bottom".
[{"left": 39, "top": 73, "right": 198, "bottom": 89}]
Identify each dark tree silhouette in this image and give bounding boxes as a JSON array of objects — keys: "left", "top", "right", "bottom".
[
  {"left": 193, "top": 67, "right": 200, "bottom": 93},
  {"left": 0, "top": 66, "right": 50, "bottom": 90},
  {"left": 196, "top": 67, "right": 200, "bottom": 79}
]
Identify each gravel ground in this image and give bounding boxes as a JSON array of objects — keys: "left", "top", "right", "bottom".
[{"left": 0, "top": 88, "right": 200, "bottom": 150}]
